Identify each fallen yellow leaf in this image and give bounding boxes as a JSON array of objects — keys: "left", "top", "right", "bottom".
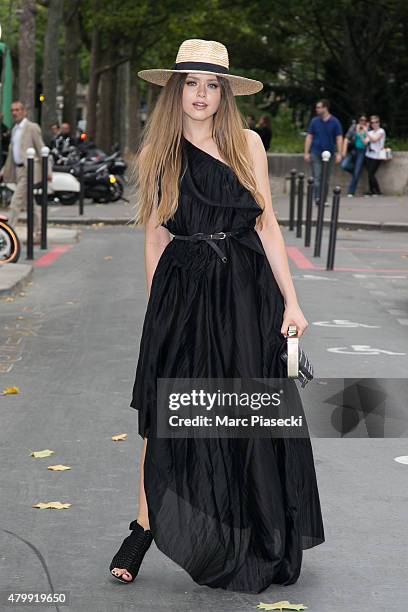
[
  {"left": 30, "top": 449, "right": 55, "bottom": 458},
  {"left": 104, "top": 256, "right": 113, "bottom": 260},
  {"left": 16, "top": 316, "right": 25, "bottom": 320},
  {"left": 47, "top": 465, "right": 71, "bottom": 471},
  {"left": 4, "top": 297, "right": 15, "bottom": 302},
  {"left": 257, "top": 602, "right": 308, "bottom": 611},
  {"left": 32, "top": 501, "right": 71, "bottom": 510},
  {"left": 112, "top": 433, "right": 128, "bottom": 441},
  {"left": 1, "top": 386, "right": 20, "bottom": 395}
]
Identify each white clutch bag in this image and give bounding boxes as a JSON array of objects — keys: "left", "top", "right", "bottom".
[{"left": 279, "top": 325, "right": 314, "bottom": 387}]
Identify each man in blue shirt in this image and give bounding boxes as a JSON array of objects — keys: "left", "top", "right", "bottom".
[{"left": 304, "top": 99, "right": 343, "bottom": 205}]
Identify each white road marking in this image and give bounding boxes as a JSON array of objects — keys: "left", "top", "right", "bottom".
[
  {"left": 313, "top": 320, "right": 380, "bottom": 328},
  {"left": 394, "top": 456, "right": 408, "bottom": 465},
  {"left": 327, "top": 345, "right": 406, "bottom": 355}
]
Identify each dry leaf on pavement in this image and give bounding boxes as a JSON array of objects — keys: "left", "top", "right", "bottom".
[
  {"left": 1, "top": 386, "right": 20, "bottom": 396},
  {"left": 112, "top": 433, "right": 128, "bottom": 441},
  {"left": 32, "top": 502, "right": 71, "bottom": 510},
  {"left": 257, "top": 602, "right": 308, "bottom": 611},
  {"left": 47, "top": 465, "right": 71, "bottom": 471},
  {"left": 30, "top": 449, "right": 55, "bottom": 458}
]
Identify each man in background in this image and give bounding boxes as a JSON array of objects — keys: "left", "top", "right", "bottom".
[
  {"left": 0, "top": 100, "right": 52, "bottom": 243},
  {"left": 304, "top": 99, "right": 343, "bottom": 206}
]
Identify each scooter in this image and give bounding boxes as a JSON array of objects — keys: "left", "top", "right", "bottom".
[
  {"left": 0, "top": 214, "right": 20, "bottom": 263},
  {"left": 52, "top": 145, "right": 128, "bottom": 203},
  {"left": 3, "top": 171, "right": 81, "bottom": 207},
  {"left": 68, "top": 160, "right": 125, "bottom": 203}
]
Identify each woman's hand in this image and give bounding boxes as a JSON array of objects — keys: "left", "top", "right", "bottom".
[{"left": 281, "top": 302, "right": 309, "bottom": 338}]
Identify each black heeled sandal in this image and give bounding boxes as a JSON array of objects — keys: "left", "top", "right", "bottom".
[{"left": 109, "top": 519, "right": 153, "bottom": 584}]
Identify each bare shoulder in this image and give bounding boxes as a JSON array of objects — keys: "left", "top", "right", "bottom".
[
  {"left": 242, "top": 128, "right": 267, "bottom": 175},
  {"left": 243, "top": 128, "right": 266, "bottom": 168},
  {"left": 243, "top": 128, "right": 264, "bottom": 154}
]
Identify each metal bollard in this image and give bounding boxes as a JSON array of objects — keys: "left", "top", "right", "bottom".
[
  {"left": 26, "top": 147, "right": 35, "bottom": 260},
  {"left": 326, "top": 186, "right": 342, "bottom": 270},
  {"left": 289, "top": 168, "right": 297, "bottom": 231},
  {"left": 296, "top": 172, "right": 304, "bottom": 238},
  {"left": 41, "top": 146, "right": 49, "bottom": 250},
  {"left": 79, "top": 158, "right": 85, "bottom": 215},
  {"left": 304, "top": 176, "right": 314, "bottom": 247},
  {"left": 314, "top": 151, "right": 331, "bottom": 257},
  {"left": 318, "top": 150, "right": 331, "bottom": 206}
]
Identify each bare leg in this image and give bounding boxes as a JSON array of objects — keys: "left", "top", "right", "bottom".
[
  {"left": 137, "top": 437, "right": 150, "bottom": 529},
  {"left": 111, "top": 437, "right": 150, "bottom": 581}
]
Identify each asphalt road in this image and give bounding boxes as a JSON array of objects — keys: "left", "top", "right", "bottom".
[{"left": 0, "top": 224, "right": 407, "bottom": 611}]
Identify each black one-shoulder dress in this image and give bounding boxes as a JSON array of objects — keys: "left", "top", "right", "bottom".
[{"left": 130, "top": 136, "right": 325, "bottom": 593}]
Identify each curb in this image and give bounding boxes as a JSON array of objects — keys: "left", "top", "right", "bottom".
[
  {"left": 43, "top": 217, "right": 408, "bottom": 232},
  {"left": 47, "top": 218, "right": 133, "bottom": 226},
  {"left": 0, "top": 263, "right": 34, "bottom": 297},
  {"left": 277, "top": 218, "right": 408, "bottom": 232}
]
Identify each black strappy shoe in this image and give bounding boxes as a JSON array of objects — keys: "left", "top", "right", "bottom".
[{"left": 109, "top": 519, "right": 153, "bottom": 583}]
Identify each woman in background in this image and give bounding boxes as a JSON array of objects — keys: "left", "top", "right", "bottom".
[
  {"left": 364, "top": 115, "right": 386, "bottom": 196},
  {"left": 255, "top": 115, "right": 272, "bottom": 150},
  {"left": 341, "top": 115, "right": 369, "bottom": 197}
]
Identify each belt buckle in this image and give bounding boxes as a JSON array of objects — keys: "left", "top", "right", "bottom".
[{"left": 210, "top": 232, "right": 226, "bottom": 239}]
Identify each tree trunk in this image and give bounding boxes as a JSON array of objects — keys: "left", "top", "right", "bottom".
[
  {"left": 127, "top": 59, "right": 141, "bottom": 154},
  {"left": 42, "top": 0, "right": 64, "bottom": 144},
  {"left": 86, "top": 10, "right": 101, "bottom": 143},
  {"left": 18, "top": 0, "right": 37, "bottom": 120},
  {"left": 96, "top": 46, "right": 116, "bottom": 153},
  {"left": 115, "top": 61, "right": 129, "bottom": 153},
  {"left": 62, "top": 0, "right": 81, "bottom": 131}
]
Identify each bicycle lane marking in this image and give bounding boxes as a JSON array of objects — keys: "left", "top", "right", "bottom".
[
  {"left": 286, "top": 246, "right": 408, "bottom": 274},
  {"left": 33, "top": 245, "right": 74, "bottom": 267}
]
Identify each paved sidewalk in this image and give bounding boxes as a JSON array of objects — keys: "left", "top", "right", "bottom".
[
  {"left": 0, "top": 263, "right": 33, "bottom": 296},
  {"left": 1, "top": 191, "right": 407, "bottom": 230},
  {"left": 0, "top": 227, "right": 80, "bottom": 296},
  {"left": 1, "top": 191, "right": 407, "bottom": 297}
]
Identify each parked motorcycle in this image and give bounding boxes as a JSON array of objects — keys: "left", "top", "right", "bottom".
[
  {"left": 0, "top": 213, "right": 20, "bottom": 263},
  {"left": 2, "top": 172, "right": 81, "bottom": 207},
  {"left": 52, "top": 144, "right": 128, "bottom": 204}
]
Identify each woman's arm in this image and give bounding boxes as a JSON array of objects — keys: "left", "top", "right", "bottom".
[
  {"left": 144, "top": 204, "right": 171, "bottom": 298},
  {"left": 342, "top": 137, "right": 349, "bottom": 157},
  {"left": 368, "top": 128, "right": 385, "bottom": 143},
  {"left": 245, "top": 129, "right": 308, "bottom": 337},
  {"left": 137, "top": 145, "right": 172, "bottom": 298}
]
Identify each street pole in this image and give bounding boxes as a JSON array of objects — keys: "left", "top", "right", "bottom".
[
  {"left": 41, "top": 146, "right": 49, "bottom": 250},
  {"left": 26, "top": 147, "right": 35, "bottom": 260},
  {"left": 314, "top": 150, "right": 331, "bottom": 257}
]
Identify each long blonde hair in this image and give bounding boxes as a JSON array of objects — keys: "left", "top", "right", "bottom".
[{"left": 129, "top": 72, "right": 265, "bottom": 230}]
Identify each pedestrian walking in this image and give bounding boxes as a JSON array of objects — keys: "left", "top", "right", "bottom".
[
  {"left": 364, "top": 115, "right": 386, "bottom": 196},
  {"left": 256, "top": 114, "right": 273, "bottom": 150},
  {"left": 0, "top": 100, "right": 52, "bottom": 242},
  {"left": 304, "top": 99, "right": 343, "bottom": 205},
  {"left": 108, "top": 38, "right": 325, "bottom": 593},
  {"left": 341, "top": 115, "right": 369, "bottom": 196}
]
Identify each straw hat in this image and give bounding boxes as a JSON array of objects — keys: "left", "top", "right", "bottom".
[{"left": 137, "top": 39, "right": 263, "bottom": 96}]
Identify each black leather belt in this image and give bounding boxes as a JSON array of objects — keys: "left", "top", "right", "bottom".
[
  {"left": 172, "top": 228, "right": 249, "bottom": 263},
  {"left": 16, "top": 163, "right": 24, "bottom": 167}
]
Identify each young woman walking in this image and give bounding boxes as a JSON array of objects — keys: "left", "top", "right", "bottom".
[
  {"left": 109, "top": 38, "right": 325, "bottom": 594},
  {"left": 364, "top": 115, "right": 386, "bottom": 196}
]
